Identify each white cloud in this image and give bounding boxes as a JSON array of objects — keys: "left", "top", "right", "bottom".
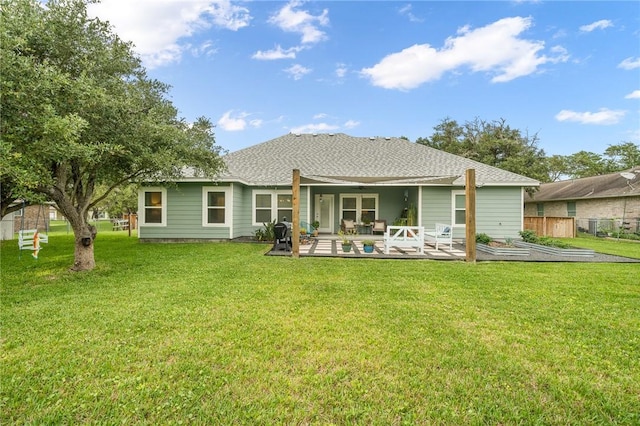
[
  {"left": 290, "top": 122, "right": 339, "bottom": 134},
  {"left": 335, "top": 63, "right": 348, "bottom": 78},
  {"left": 555, "top": 108, "right": 626, "bottom": 125},
  {"left": 249, "top": 119, "right": 263, "bottom": 128},
  {"left": 344, "top": 120, "right": 360, "bottom": 129},
  {"left": 618, "top": 57, "right": 640, "bottom": 70},
  {"left": 252, "top": 45, "right": 301, "bottom": 60},
  {"left": 284, "top": 64, "right": 312, "bottom": 80},
  {"left": 313, "top": 113, "right": 329, "bottom": 119},
  {"left": 218, "top": 110, "right": 250, "bottom": 131},
  {"left": 361, "top": 16, "right": 568, "bottom": 90},
  {"left": 625, "top": 90, "right": 640, "bottom": 99},
  {"left": 87, "top": 0, "right": 251, "bottom": 69},
  {"left": 579, "top": 19, "right": 613, "bottom": 32},
  {"left": 268, "top": 0, "right": 329, "bottom": 44},
  {"left": 398, "top": 4, "right": 423, "bottom": 23}
]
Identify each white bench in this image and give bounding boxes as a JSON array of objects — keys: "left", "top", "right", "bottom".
[
  {"left": 424, "top": 223, "right": 452, "bottom": 250},
  {"left": 18, "top": 229, "right": 48, "bottom": 250},
  {"left": 384, "top": 226, "right": 424, "bottom": 255}
]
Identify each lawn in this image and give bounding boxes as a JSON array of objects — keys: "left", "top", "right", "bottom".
[{"left": 2, "top": 232, "right": 639, "bottom": 424}]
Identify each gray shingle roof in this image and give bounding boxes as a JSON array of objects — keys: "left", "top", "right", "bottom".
[
  {"left": 214, "top": 133, "right": 539, "bottom": 186},
  {"left": 527, "top": 166, "right": 640, "bottom": 202}
]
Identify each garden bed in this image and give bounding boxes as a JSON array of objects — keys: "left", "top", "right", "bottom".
[
  {"left": 514, "top": 241, "right": 595, "bottom": 257},
  {"left": 477, "top": 242, "right": 530, "bottom": 256}
]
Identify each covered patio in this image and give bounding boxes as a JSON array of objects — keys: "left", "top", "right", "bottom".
[{"left": 269, "top": 234, "right": 466, "bottom": 260}]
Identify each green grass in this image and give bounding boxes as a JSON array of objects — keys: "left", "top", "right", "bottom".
[
  {"left": 565, "top": 233, "right": 640, "bottom": 259},
  {"left": 2, "top": 234, "right": 639, "bottom": 424}
]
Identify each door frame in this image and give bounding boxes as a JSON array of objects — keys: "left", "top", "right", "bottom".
[{"left": 314, "top": 194, "right": 334, "bottom": 233}]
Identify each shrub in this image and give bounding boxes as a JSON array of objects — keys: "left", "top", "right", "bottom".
[
  {"left": 519, "top": 229, "right": 538, "bottom": 243},
  {"left": 254, "top": 220, "right": 276, "bottom": 241},
  {"left": 476, "top": 233, "right": 492, "bottom": 244}
]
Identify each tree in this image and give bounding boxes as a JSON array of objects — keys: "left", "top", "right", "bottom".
[
  {"left": 562, "top": 151, "right": 610, "bottom": 179},
  {"left": 603, "top": 142, "right": 640, "bottom": 170},
  {"left": 1, "top": 0, "right": 225, "bottom": 270},
  {"left": 417, "top": 117, "right": 549, "bottom": 182}
]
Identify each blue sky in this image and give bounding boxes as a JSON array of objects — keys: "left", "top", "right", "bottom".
[{"left": 87, "top": 1, "right": 640, "bottom": 156}]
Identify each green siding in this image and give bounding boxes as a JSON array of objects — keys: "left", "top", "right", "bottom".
[
  {"left": 420, "top": 186, "right": 524, "bottom": 239},
  {"left": 139, "top": 183, "right": 232, "bottom": 240},
  {"left": 140, "top": 183, "right": 524, "bottom": 241},
  {"left": 476, "top": 187, "right": 523, "bottom": 239}
]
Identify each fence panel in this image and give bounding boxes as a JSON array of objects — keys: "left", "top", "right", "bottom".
[{"left": 524, "top": 216, "right": 576, "bottom": 238}]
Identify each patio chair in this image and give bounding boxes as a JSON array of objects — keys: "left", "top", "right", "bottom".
[
  {"left": 340, "top": 219, "right": 356, "bottom": 234},
  {"left": 273, "top": 222, "right": 291, "bottom": 251},
  {"left": 371, "top": 219, "right": 387, "bottom": 235}
]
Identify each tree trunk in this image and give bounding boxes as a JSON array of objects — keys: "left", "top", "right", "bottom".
[
  {"left": 72, "top": 237, "right": 95, "bottom": 271},
  {"left": 70, "top": 224, "right": 97, "bottom": 271}
]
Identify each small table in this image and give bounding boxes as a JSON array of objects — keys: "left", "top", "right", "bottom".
[{"left": 357, "top": 223, "right": 372, "bottom": 234}]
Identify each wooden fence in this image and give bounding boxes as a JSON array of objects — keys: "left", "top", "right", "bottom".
[{"left": 523, "top": 216, "right": 576, "bottom": 238}]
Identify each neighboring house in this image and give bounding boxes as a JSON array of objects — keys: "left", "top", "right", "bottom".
[
  {"left": 524, "top": 166, "right": 640, "bottom": 234},
  {"left": 138, "top": 133, "right": 539, "bottom": 242}
]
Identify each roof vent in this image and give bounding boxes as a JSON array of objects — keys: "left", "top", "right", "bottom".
[
  {"left": 329, "top": 133, "right": 335, "bottom": 136},
  {"left": 313, "top": 133, "right": 318, "bottom": 137},
  {"left": 369, "top": 136, "right": 375, "bottom": 140},
  {"left": 385, "top": 137, "right": 391, "bottom": 140}
]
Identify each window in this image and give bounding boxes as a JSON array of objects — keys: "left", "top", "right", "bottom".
[
  {"left": 140, "top": 187, "right": 166, "bottom": 226},
  {"left": 339, "top": 194, "right": 378, "bottom": 222},
  {"left": 253, "top": 190, "right": 292, "bottom": 225},
  {"left": 567, "top": 202, "right": 576, "bottom": 217},
  {"left": 537, "top": 203, "right": 544, "bottom": 217},
  {"left": 202, "top": 186, "right": 231, "bottom": 226},
  {"left": 452, "top": 191, "right": 465, "bottom": 226}
]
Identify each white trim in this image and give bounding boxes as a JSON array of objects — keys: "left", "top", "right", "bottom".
[
  {"left": 339, "top": 193, "right": 379, "bottom": 222},
  {"left": 139, "top": 187, "right": 167, "bottom": 227},
  {"left": 451, "top": 190, "right": 466, "bottom": 227},
  {"left": 315, "top": 194, "right": 334, "bottom": 233},
  {"left": 202, "top": 186, "right": 232, "bottom": 227},
  {"left": 251, "top": 189, "right": 293, "bottom": 226},
  {"left": 417, "top": 185, "right": 423, "bottom": 225}
]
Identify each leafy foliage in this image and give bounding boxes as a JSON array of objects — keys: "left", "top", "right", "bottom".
[
  {"left": 254, "top": 220, "right": 276, "bottom": 242},
  {"left": 1, "top": 0, "right": 225, "bottom": 269},
  {"left": 519, "top": 230, "right": 570, "bottom": 249},
  {"left": 416, "top": 117, "right": 549, "bottom": 182},
  {"left": 475, "top": 233, "right": 492, "bottom": 244},
  {"left": 416, "top": 118, "right": 639, "bottom": 182}
]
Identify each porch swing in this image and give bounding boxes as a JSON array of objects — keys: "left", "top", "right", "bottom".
[{"left": 18, "top": 203, "right": 49, "bottom": 259}]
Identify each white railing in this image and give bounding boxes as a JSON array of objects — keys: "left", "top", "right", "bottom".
[{"left": 384, "top": 226, "right": 424, "bottom": 254}]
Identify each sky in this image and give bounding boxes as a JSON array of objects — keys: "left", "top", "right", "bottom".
[{"left": 86, "top": 1, "right": 640, "bottom": 156}]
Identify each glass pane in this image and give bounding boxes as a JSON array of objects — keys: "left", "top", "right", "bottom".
[
  {"left": 278, "top": 210, "right": 292, "bottom": 222},
  {"left": 455, "top": 210, "right": 466, "bottom": 225},
  {"left": 208, "top": 192, "right": 225, "bottom": 207},
  {"left": 145, "top": 207, "right": 162, "bottom": 223},
  {"left": 343, "top": 211, "right": 357, "bottom": 221},
  {"left": 277, "top": 194, "right": 292, "bottom": 208},
  {"left": 208, "top": 208, "right": 225, "bottom": 224},
  {"left": 256, "top": 209, "right": 271, "bottom": 223},
  {"left": 360, "top": 211, "right": 374, "bottom": 223},
  {"left": 455, "top": 194, "right": 465, "bottom": 209},
  {"left": 343, "top": 197, "right": 356, "bottom": 209},
  {"left": 145, "top": 192, "right": 162, "bottom": 207},
  {"left": 256, "top": 194, "right": 271, "bottom": 208},
  {"left": 362, "top": 197, "right": 376, "bottom": 209}
]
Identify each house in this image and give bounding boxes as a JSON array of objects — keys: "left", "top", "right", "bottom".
[
  {"left": 138, "top": 133, "right": 539, "bottom": 242},
  {"left": 524, "top": 166, "right": 640, "bottom": 234}
]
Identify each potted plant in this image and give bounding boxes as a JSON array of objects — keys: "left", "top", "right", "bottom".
[
  {"left": 312, "top": 220, "right": 320, "bottom": 237},
  {"left": 338, "top": 230, "right": 353, "bottom": 252},
  {"left": 362, "top": 239, "right": 375, "bottom": 253}
]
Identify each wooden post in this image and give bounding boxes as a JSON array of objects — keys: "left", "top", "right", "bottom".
[
  {"left": 465, "top": 169, "right": 476, "bottom": 263},
  {"left": 292, "top": 169, "right": 300, "bottom": 258}
]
